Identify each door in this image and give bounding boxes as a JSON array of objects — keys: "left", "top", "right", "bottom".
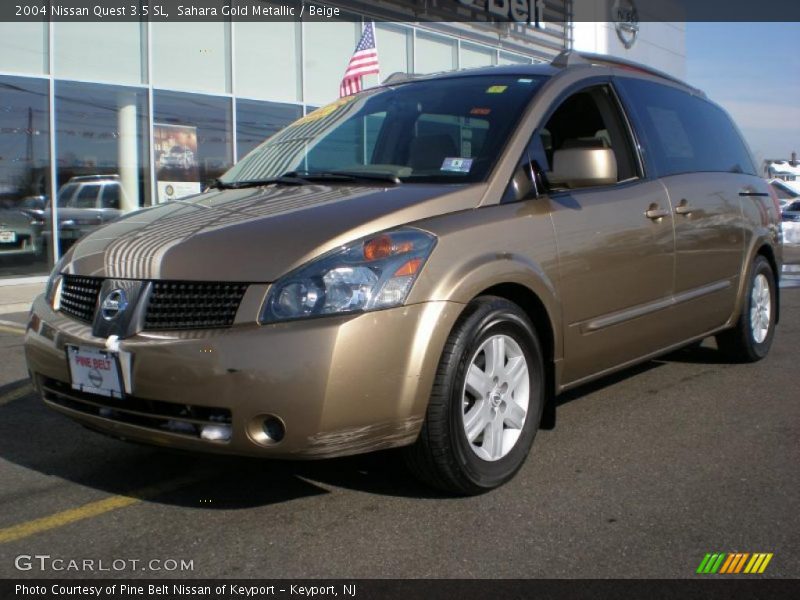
[
  {"left": 535, "top": 84, "right": 677, "bottom": 384},
  {"left": 616, "top": 77, "right": 750, "bottom": 335}
]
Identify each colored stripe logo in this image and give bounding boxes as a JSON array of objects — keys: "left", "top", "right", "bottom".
[{"left": 696, "top": 552, "right": 773, "bottom": 574}]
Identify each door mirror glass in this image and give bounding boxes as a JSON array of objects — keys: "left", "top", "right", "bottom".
[
  {"left": 509, "top": 161, "right": 535, "bottom": 201},
  {"left": 549, "top": 147, "right": 618, "bottom": 189}
]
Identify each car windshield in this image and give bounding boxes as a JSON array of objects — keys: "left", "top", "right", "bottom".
[
  {"left": 220, "top": 74, "right": 547, "bottom": 185},
  {"left": 55, "top": 183, "right": 78, "bottom": 207}
]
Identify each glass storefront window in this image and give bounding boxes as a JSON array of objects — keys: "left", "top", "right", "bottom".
[
  {"left": 415, "top": 31, "right": 457, "bottom": 74},
  {"left": 376, "top": 24, "right": 412, "bottom": 82},
  {"left": 499, "top": 51, "right": 533, "bottom": 65},
  {"left": 235, "top": 22, "right": 302, "bottom": 103},
  {"left": 152, "top": 23, "right": 231, "bottom": 94},
  {"left": 154, "top": 91, "right": 233, "bottom": 202},
  {"left": 54, "top": 23, "right": 146, "bottom": 85},
  {"left": 0, "top": 23, "right": 48, "bottom": 75},
  {"left": 304, "top": 20, "right": 360, "bottom": 106},
  {"left": 0, "top": 76, "right": 50, "bottom": 278},
  {"left": 460, "top": 42, "right": 496, "bottom": 69},
  {"left": 236, "top": 99, "right": 302, "bottom": 159},
  {"left": 54, "top": 81, "right": 150, "bottom": 254}
]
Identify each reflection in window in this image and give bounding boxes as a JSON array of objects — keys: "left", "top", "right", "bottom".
[
  {"left": 0, "top": 76, "right": 50, "bottom": 278},
  {"left": 54, "top": 81, "right": 150, "bottom": 211},
  {"left": 154, "top": 90, "right": 232, "bottom": 202},
  {"left": 236, "top": 99, "right": 302, "bottom": 159},
  {"left": 54, "top": 82, "right": 150, "bottom": 255}
]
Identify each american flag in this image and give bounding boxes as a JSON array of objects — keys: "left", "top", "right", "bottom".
[{"left": 339, "top": 22, "right": 380, "bottom": 98}]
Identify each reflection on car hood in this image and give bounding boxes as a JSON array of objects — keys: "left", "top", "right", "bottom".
[
  {"left": 65, "top": 183, "right": 484, "bottom": 281},
  {"left": 0, "top": 209, "right": 34, "bottom": 230}
]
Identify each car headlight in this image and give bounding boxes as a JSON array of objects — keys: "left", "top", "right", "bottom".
[
  {"left": 44, "top": 254, "right": 69, "bottom": 309},
  {"left": 260, "top": 228, "right": 436, "bottom": 323}
]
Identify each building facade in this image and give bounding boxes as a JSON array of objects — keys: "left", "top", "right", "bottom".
[{"left": 0, "top": 2, "right": 685, "bottom": 283}]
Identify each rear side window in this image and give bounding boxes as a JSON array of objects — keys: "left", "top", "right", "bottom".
[
  {"left": 617, "top": 78, "right": 756, "bottom": 177},
  {"left": 101, "top": 184, "right": 121, "bottom": 209},
  {"left": 72, "top": 185, "right": 101, "bottom": 208}
]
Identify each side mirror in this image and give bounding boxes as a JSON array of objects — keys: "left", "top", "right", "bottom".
[
  {"left": 508, "top": 159, "right": 548, "bottom": 202},
  {"left": 550, "top": 147, "right": 617, "bottom": 189}
]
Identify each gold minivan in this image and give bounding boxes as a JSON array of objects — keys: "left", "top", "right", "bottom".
[{"left": 25, "top": 52, "right": 782, "bottom": 494}]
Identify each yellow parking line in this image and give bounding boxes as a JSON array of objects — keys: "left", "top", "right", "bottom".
[
  {"left": 0, "top": 476, "right": 201, "bottom": 544},
  {"left": 0, "top": 384, "right": 33, "bottom": 406},
  {"left": 0, "top": 325, "right": 24, "bottom": 336}
]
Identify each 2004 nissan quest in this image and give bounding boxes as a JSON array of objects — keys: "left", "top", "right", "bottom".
[{"left": 25, "top": 52, "right": 782, "bottom": 494}]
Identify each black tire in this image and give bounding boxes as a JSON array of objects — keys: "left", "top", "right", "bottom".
[
  {"left": 716, "top": 255, "right": 777, "bottom": 363},
  {"left": 404, "top": 296, "right": 545, "bottom": 495}
]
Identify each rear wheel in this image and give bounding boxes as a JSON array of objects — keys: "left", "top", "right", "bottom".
[
  {"left": 404, "top": 296, "right": 545, "bottom": 495},
  {"left": 716, "top": 255, "right": 777, "bottom": 362}
]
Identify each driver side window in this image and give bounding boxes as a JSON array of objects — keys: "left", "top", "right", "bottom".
[
  {"left": 538, "top": 84, "right": 639, "bottom": 190},
  {"left": 503, "top": 84, "right": 639, "bottom": 203}
]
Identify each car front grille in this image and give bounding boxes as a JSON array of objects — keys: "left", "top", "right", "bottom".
[
  {"left": 41, "top": 377, "right": 233, "bottom": 442},
  {"left": 59, "top": 275, "right": 103, "bottom": 324},
  {"left": 57, "top": 276, "right": 249, "bottom": 330},
  {"left": 144, "top": 281, "right": 249, "bottom": 330}
]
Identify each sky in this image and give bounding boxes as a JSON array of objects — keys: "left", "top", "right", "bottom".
[{"left": 685, "top": 22, "right": 800, "bottom": 166}]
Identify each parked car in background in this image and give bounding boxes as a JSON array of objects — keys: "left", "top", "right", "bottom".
[
  {"left": 769, "top": 178, "right": 800, "bottom": 210},
  {"left": 782, "top": 199, "right": 800, "bottom": 264},
  {"left": 26, "top": 52, "right": 782, "bottom": 495},
  {"left": 41, "top": 175, "right": 127, "bottom": 248},
  {"left": 0, "top": 207, "right": 43, "bottom": 260}
]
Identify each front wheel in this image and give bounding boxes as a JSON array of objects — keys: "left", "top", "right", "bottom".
[
  {"left": 716, "top": 255, "right": 777, "bottom": 362},
  {"left": 404, "top": 296, "right": 545, "bottom": 495}
]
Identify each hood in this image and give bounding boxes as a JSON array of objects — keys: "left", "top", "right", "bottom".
[
  {"left": 64, "top": 183, "right": 484, "bottom": 282},
  {"left": 0, "top": 209, "right": 33, "bottom": 229}
]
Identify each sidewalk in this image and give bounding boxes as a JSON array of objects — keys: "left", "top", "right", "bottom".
[{"left": 0, "top": 282, "right": 44, "bottom": 315}]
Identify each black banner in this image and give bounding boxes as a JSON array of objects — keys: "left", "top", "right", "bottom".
[
  {"left": 2, "top": 0, "right": 800, "bottom": 23},
  {"left": 3, "top": 580, "right": 800, "bottom": 600}
]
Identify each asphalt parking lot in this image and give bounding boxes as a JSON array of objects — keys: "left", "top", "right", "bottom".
[{"left": 0, "top": 276, "right": 798, "bottom": 580}]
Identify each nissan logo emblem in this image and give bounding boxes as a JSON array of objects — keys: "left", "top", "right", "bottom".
[{"left": 101, "top": 289, "right": 128, "bottom": 321}]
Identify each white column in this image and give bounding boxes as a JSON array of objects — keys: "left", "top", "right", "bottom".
[{"left": 117, "top": 92, "right": 140, "bottom": 213}]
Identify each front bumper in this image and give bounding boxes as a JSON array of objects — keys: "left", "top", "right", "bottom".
[{"left": 25, "top": 295, "right": 462, "bottom": 458}]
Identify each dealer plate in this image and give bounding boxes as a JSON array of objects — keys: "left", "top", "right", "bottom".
[
  {"left": 66, "top": 345, "right": 123, "bottom": 398},
  {"left": 0, "top": 231, "right": 17, "bottom": 243}
]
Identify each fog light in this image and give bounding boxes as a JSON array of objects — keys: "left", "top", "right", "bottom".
[
  {"left": 263, "top": 417, "right": 285, "bottom": 442},
  {"left": 200, "top": 424, "right": 232, "bottom": 442}
]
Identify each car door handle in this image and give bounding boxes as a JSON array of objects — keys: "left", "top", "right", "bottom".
[
  {"left": 674, "top": 199, "right": 694, "bottom": 215},
  {"left": 645, "top": 207, "right": 670, "bottom": 220}
]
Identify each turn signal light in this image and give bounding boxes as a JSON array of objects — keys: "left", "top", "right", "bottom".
[
  {"left": 394, "top": 257, "right": 423, "bottom": 277},
  {"left": 363, "top": 234, "right": 414, "bottom": 261}
]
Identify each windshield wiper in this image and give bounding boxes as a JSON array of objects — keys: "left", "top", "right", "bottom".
[
  {"left": 211, "top": 170, "right": 402, "bottom": 191},
  {"left": 210, "top": 175, "right": 311, "bottom": 190},
  {"left": 284, "top": 170, "right": 402, "bottom": 185}
]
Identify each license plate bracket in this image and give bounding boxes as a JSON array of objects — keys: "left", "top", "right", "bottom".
[{"left": 66, "top": 345, "right": 124, "bottom": 398}]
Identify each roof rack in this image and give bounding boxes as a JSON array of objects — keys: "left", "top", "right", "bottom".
[
  {"left": 68, "top": 174, "right": 120, "bottom": 182},
  {"left": 550, "top": 50, "right": 700, "bottom": 93}
]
